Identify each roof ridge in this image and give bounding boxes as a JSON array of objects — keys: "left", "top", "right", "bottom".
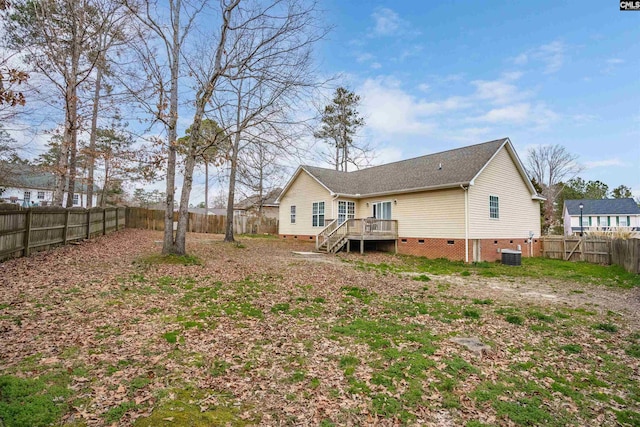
[{"left": 303, "top": 138, "right": 507, "bottom": 175}]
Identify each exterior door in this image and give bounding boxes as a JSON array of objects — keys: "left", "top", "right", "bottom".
[{"left": 372, "top": 201, "right": 392, "bottom": 220}]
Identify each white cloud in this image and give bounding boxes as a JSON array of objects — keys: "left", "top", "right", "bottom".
[
  {"left": 512, "top": 40, "right": 567, "bottom": 74},
  {"left": 417, "top": 83, "right": 430, "bottom": 92},
  {"left": 584, "top": 158, "right": 627, "bottom": 169},
  {"left": 369, "top": 7, "right": 418, "bottom": 38},
  {"left": 477, "top": 103, "right": 531, "bottom": 124},
  {"left": 371, "top": 7, "right": 402, "bottom": 36},
  {"left": 372, "top": 146, "right": 404, "bottom": 166},
  {"left": 604, "top": 58, "right": 625, "bottom": 74},
  {"left": 356, "top": 53, "right": 374, "bottom": 63},
  {"left": 371, "top": 62, "right": 382, "bottom": 69}
]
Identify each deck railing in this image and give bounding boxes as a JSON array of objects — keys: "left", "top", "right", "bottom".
[{"left": 346, "top": 218, "right": 398, "bottom": 238}]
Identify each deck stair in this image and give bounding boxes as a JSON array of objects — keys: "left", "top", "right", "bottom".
[{"left": 315, "top": 218, "right": 399, "bottom": 254}]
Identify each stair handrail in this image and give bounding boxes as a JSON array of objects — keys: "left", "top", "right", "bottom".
[
  {"left": 316, "top": 219, "right": 337, "bottom": 251},
  {"left": 326, "top": 220, "right": 349, "bottom": 252}
]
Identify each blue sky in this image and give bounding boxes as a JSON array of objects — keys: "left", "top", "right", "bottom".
[{"left": 313, "top": 0, "right": 639, "bottom": 196}]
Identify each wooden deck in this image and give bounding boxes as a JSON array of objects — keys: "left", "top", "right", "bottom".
[{"left": 316, "top": 218, "right": 398, "bottom": 253}]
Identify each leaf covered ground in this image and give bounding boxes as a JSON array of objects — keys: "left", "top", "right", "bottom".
[{"left": 0, "top": 229, "right": 639, "bottom": 426}]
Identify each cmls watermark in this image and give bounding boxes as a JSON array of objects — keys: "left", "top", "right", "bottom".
[{"left": 620, "top": 1, "right": 640, "bottom": 10}]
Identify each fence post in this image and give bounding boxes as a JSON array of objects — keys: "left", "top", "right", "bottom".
[
  {"left": 63, "top": 209, "right": 70, "bottom": 244},
  {"left": 103, "top": 208, "right": 107, "bottom": 235},
  {"left": 87, "top": 209, "right": 91, "bottom": 239},
  {"left": 23, "top": 209, "right": 32, "bottom": 257}
]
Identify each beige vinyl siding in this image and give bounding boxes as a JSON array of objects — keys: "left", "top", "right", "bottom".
[
  {"left": 468, "top": 147, "right": 541, "bottom": 239},
  {"left": 357, "top": 188, "right": 466, "bottom": 238},
  {"left": 278, "top": 170, "right": 333, "bottom": 235}
]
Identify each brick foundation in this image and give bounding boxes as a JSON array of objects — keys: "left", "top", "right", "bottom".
[
  {"left": 279, "top": 234, "right": 316, "bottom": 242},
  {"left": 396, "top": 237, "right": 541, "bottom": 262}
]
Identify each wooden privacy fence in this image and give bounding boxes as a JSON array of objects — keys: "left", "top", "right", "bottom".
[
  {"left": 541, "top": 236, "right": 640, "bottom": 273},
  {"left": 125, "top": 207, "right": 278, "bottom": 235},
  {"left": 0, "top": 206, "right": 126, "bottom": 261}
]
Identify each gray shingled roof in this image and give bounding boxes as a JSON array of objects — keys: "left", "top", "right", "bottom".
[
  {"left": 301, "top": 138, "right": 509, "bottom": 196},
  {"left": 0, "top": 162, "right": 99, "bottom": 192},
  {"left": 565, "top": 199, "right": 640, "bottom": 215},
  {"left": 234, "top": 188, "right": 282, "bottom": 210}
]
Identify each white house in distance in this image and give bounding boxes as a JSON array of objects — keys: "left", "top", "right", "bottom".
[
  {"left": 563, "top": 199, "right": 640, "bottom": 236},
  {"left": 277, "top": 138, "right": 544, "bottom": 262},
  {"left": 0, "top": 163, "right": 99, "bottom": 207}
]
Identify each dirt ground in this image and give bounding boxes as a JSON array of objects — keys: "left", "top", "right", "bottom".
[{"left": 0, "top": 229, "right": 638, "bottom": 426}]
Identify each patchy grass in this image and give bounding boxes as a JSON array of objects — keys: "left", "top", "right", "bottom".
[
  {"left": 2, "top": 229, "right": 639, "bottom": 427},
  {"left": 137, "top": 253, "right": 203, "bottom": 266},
  {"left": 349, "top": 255, "right": 640, "bottom": 288}
]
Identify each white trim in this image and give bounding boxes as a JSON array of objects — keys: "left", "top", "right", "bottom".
[
  {"left": 311, "top": 200, "right": 326, "bottom": 227},
  {"left": 489, "top": 194, "right": 500, "bottom": 219},
  {"left": 371, "top": 200, "right": 392, "bottom": 220},
  {"left": 275, "top": 166, "right": 333, "bottom": 204}
]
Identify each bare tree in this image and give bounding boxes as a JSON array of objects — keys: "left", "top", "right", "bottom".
[
  {"left": 525, "top": 144, "right": 582, "bottom": 233},
  {"left": 5, "top": 0, "right": 116, "bottom": 207},
  {"left": 122, "top": 0, "right": 207, "bottom": 254}
]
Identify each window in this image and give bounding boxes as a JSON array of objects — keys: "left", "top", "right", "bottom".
[
  {"left": 338, "top": 201, "right": 355, "bottom": 224},
  {"left": 37, "top": 191, "right": 45, "bottom": 200},
  {"left": 489, "top": 195, "right": 499, "bottom": 219},
  {"left": 619, "top": 216, "right": 629, "bottom": 227},
  {"left": 372, "top": 201, "right": 392, "bottom": 219},
  {"left": 23, "top": 191, "right": 31, "bottom": 203},
  {"left": 312, "top": 201, "right": 325, "bottom": 227},
  {"left": 581, "top": 216, "right": 589, "bottom": 227},
  {"left": 73, "top": 194, "right": 79, "bottom": 205},
  {"left": 290, "top": 206, "right": 296, "bottom": 224},
  {"left": 598, "top": 216, "right": 608, "bottom": 227}
]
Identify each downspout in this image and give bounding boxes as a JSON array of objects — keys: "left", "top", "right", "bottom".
[{"left": 461, "top": 185, "right": 469, "bottom": 263}]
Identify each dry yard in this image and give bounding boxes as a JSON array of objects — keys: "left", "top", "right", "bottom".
[{"left": 0, "top": 229, "right": 639, "bottom": 427}]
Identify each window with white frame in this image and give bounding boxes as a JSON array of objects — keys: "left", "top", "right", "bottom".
[
  {"left": 372, "top": 201, "right": 392, "bottom": 219},
  {"left": 73, "top": 194, "right": 79, "bottom": 205},
  {"left": 23, "top": 191, "right": 31, "bottom": 203},
  {"left": 37, "top": 191, "right": 45, "bottom": 200},
  {"left": 581, "top": 216, "right": 590, "bottom": 227},
  {"left": 290, "top": 205, "right": 296, "bottom": 224},
  {"left": 598, "top": 216, "right": 608, "bottom": 227},
  {"left": 312, "top": 201, "right": 325, "bottom": 227},
  {"left": 338, "top": 201, "right": 355, "bottom": 224},
  {"left": 489, "top": 195, "right": 499, "bottom": 219},
  {"left": 619, "top": 216, "right": 628, "bottom": 227}
]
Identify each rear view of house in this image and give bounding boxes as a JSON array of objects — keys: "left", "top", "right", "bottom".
[{"left": 277, "top": 138, "right": 543, "bottom": 262}]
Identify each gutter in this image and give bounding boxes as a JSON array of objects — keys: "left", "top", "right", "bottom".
[
  {"left": 331, "top": 181, "right": 471, "bottom": 200},
  {"left": 461, "top": 184, "right": 469, "bottom": 263}
]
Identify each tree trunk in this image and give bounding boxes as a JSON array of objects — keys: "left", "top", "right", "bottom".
[
  {"left": 101, "top": 159, "right": 109, "bottom": 207},
  {"left": 204, "top": 160, "right": 209, "bottom": 233},
  {"left": 162, "top": 0, "right": 181, "bottom": 255},
  {"left": 65, "top": 115, "right": 78, "bottom": 208},
  {"left": 224, "top": 137, "right": 240, "bottom": 243},
  {"left": 87, "top": 59, "right": 103, "bottom": 208}
]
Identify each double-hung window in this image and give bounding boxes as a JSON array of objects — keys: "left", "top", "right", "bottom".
[
  {"left": 581, "top": 216, "right": 590, "bottom": 227},
  {"left": 312, "top": 201, "right": 325, "bottom": 227},
  {"left": 338, "top": 201, "right": 355, "bottom": 224},
  {"left": 619, "top": 216, "right": 629, "bottom": 227},
  {"left": 23, "top": 191, "right": 31, "bottom": 204},
  {"left": 290, "top": 206, "right": 296, "bottom": 224},
  {"left": 73, "top": 194, "right": 79, "bottom": 205},
  {"left": 489, "top": 195, "right": 499, "bottom": 219},
  {"left": 37, "top": 191, "right": 45, "bottom": 200},
  {"left": 598, "top": 216, "right": 608, "bottom": 227}
]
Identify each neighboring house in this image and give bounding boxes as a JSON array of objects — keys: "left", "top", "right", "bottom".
[
  {"left": 0, "top": 162, "right": 99, "bottom": 207},
  {"left": 234, "top": 188, "right": 281, "bottom": 220},
  {"left": 563, "top": 199, "right": 640, "bottom": 236},
  {"left": 277, "top": 138, "right": 544, "bottom": 262},
  {"left": 188, "top": 207, "right": 227, "bottom": 216}
]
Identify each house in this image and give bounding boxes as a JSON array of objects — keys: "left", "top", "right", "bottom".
[
  {"left": 0, "top": 162, "right": 99, "bottom": 207},
  {"left": 233, "top": 188, "right": 281, "bottom": 220},
  {"left": 563, "top": 199, "right": 640, "bottom": 236},
  {"left": 277, "top": 138, "right": 544, "bottom": 262}
]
